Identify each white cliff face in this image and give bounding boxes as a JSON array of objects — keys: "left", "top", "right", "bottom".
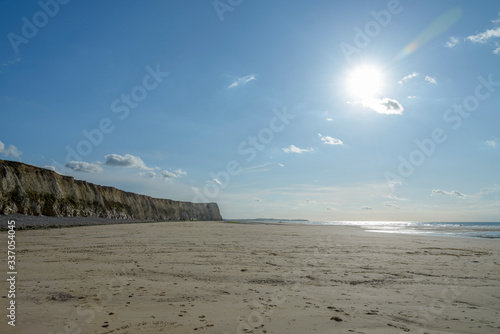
[{"left": 0, "top": 160, "right": 222, "bottom": 221}]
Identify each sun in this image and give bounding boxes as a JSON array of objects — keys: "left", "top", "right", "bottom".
[{"left": 347, "top": 65, "right": 384, "bottom": 99}]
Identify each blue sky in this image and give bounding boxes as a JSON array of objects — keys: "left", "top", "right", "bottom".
[{"left": 1, "top": 0, "right": 499, "bottom": 221}]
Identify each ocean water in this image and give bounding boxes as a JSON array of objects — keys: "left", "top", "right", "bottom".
[{"left": 249, "top": 220, "right": 500, "bottom": 239}]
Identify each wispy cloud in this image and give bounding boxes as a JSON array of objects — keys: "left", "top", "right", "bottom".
[
  {"left": 398, "top": 72, "right": 420, "bottom": 85},
  {"left": 140, "top": 168, "right": 187, "bottom": 180},
  {"left": 432, "top": 189, "right": 467, "bottom": 198},
  {"left": 283, "top": 145, "right": 314, "bottom": 154},
  {"left": 318, "top": 133, "right": 343, "bottom": 145},
  {"left": 466, "top": 27, "right": 500, "bottom": 44},
  {"left": 385, "top": 203, "right": 400, "bottom": 209},
  {"left": 65, "top": 161, "right": 103, "bottom": 173},
  {"left": 385, "top": 194, "right": 408, "bottom": 201},
  {"left": 355, "top": 98, "right": 404, "bottom": 115},
  {"left": 445, "top": 36, "right": 459, "bottom": 48},
  {"left": 466, "top": 24, "right": 500, "bottom": 54},
  {"left": 424, "top": 75, "right": 437, "bottom": 84},
  {"left": 0, "top": 140, "right": 22, "bottom": 157},
  {"left": 484, "top": 137, "right": 498, "bottom": 148},
  {"left": 398, "top": 72, "right": 437, "bottom": 85},
  {"left": 253, "top": 197, "right": 262, "bottom": 202},
  {"left": 228, "top": 74, "right": 256, "bottom": 88},
  {"left": 361, "top": 206, "right": 373, "bottom": 210}
]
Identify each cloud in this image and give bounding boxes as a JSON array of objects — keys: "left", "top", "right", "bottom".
[
  {"left": 206, "top": 178, "right": 222, "bottom": 185},
  {"left": 103, "top": 154, "right": 150, "bottom": 170},
  {"left": 43, "top": 165, "right": 57, "bottom": 172},
  {"left": 318, "top": 133, "right": 343, "bottom": 146},
  {"left": 432, "top": 189, "right": 467, "bottom": 198},
  {"left": 358, "top": 98, "right": 404, "bottom": 115},
  {"left": 326, "top": 118, "right": 333, "bottom": 122},
  {"left": 228, "top": 75, "right": 256, "bottom": 88},
  {"left": 361, "top": 206, "right": 373, "bottom": 210},
  {"left": 407, "top": 96, "right": 417, "bottom": 99},
  {"left": 424, "top": 75, "right": 437, "bottom": 84},
  {"left": 0, "top": 140, "right": 22, "bottom": 157},
  {"left": 398, "top": 72, "right": 420, "bottom": 85},
  {"left": 283, "top": 145, "right": 314, "bottom": 153},
  {"left": 140, "top": 171, "right": 157, "bottom": 178},
  {"left": 253, "top": 197, "right": 262, "bottom": 202},
  {"left": 466, "top": 27, "right": 500, "bottom": 44},
  {"left": 484, "top": 137, "right": 498, "bottom": 148},
  {"left": 445, "top": 36, "right": 459, "bottom": 48},
  {"left": 140, "top": 168, "right": 187, "bottom": 180},
  {"left": 466, "top": 26, "right": 500, "bottom": 54},
  {"left": 385, "top": 194, "right": 408, "bottom": 201},
  {"left": 278, "top": 163, "right": 284, "bottom": 167},
  {"left": 398, "top": 72, "right": 437, "bottom": 85},
  {"left": 65, "top": 161, "right": 103, "bottom": 173},
  {"left": 385, "top": 203, "right": 400, "bottom": 209}
]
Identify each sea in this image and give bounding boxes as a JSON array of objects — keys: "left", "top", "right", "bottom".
[{"left": 245, "top": 219, "right": 500, "bottom": 239}]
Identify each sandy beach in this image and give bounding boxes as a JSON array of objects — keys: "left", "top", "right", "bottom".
[{"left": 1, "top": 221, "right": 499, "bottom": 333}]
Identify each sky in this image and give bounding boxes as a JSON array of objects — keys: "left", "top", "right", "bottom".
[{"left": 1, "top": 0, "right": 499, "bottom": 221}]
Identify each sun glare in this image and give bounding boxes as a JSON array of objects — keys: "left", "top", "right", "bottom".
[{"left": 347, "top": 65, "right": 384, "bottom": 99}]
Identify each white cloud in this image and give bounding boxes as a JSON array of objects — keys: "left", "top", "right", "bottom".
[
  {"left": 407, "top": 96, "right": 417, "bottom": 99},
  {"left": 141, "top": 168, "right": 187, "bottom": 180},
  {"left": 466, "top": 27, "right": 500, "bottom": 44},
  {"left": 432, "top": 189, "right": 467, "bottom": 198},
  {"left": 206, "top": 178, "right": 222, "bottom": 185},
  {"left": 0, "top": 140, "right": 22, "bottom": 158},
  {"left": 43, "top": 165, "right": 57, "bottom": 172},
  {"left": 398, "top": 72, "right": 420, "bottom": 85},
  {"left": 484, "top": 137, "right": 498, "bottom": 148},
  {"left": 398, "top": 72, "right": 437, "bottom": 85},
  {"left": 103, "top": 154, "right": 150, "bottom": 170},
  {"left": 283, "top": 145, "right": 314, "bottom": 154},
  {"left": 65, "top": 161, "right": 103, "bottom": 173},
  {"left": 174, "top": 168, "right": 187, "bottom": 176},
  {"left": 361, "top": 206, "right": 373, "bottom": 210},
  {"left": 358, "top": 98, "right": 404, "bottom": 115},
  {"left": 424, "top": 75, "right": 437, "bottom": 84},
  {"left": 326, "top": 118, "right": 333, "bottom": 122},
  {"left": 466, "top": 26, "right": 500, "bottom": 54},
  {"left": 253, "top": 197, "right": 262, "bottom": 202},
  {"left": 228, "top": 75, "right": 256, "bottom": 88},
  {"left": 385, "top": 194, "right": 408, "bottom": 201},
  {"left": 445, "top": 36, "right": 459, "bottom": 48},
  {"left": 318, "top": 133, "right": 343, "bottom": 146},
  {"left": 278, "top": 163, "right": 284, "bottom": 167}
]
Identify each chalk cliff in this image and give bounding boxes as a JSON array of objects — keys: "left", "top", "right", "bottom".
[{"left": 0, "top": 160, "right": 222, "bottom": 221}]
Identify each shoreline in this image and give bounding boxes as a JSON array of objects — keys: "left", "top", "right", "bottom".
[{"left": 1, "top": 221, "right": 499, "bottom": 333}]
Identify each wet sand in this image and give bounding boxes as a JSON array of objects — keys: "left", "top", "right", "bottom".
[{"left": 1, "top": 221, "right": 499, "bottom": 333}]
